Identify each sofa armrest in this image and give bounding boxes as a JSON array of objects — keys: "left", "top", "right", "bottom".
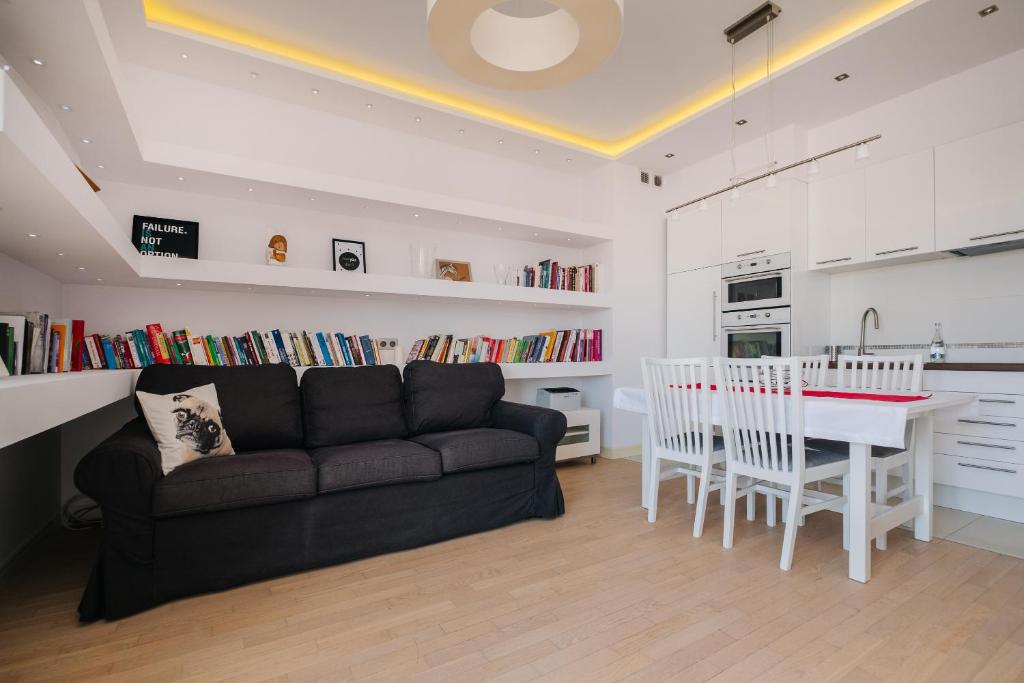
[
  {"left": 491, "top": 400, "right": 567, "bottom": 455},
  {"left": 75, "top": 417, "right": 162, "bottom": 517}
]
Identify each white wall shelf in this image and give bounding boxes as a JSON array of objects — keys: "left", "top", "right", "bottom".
[
  {"left": 0, "top": 370, "right": 141, "bottom": 450},
  {"left": 499, "top": 362, "right": 610, "bottom": 379},
  {"left": 137, "top": 257, "right": 610, "bottom": 309}
]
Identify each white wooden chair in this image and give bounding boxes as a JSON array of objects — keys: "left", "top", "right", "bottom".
[
  {"left": 714, "top": 357, "right": 850, "bottom": 571},
  {"left": 835, "top": 354, "right": 923, "bottom": 550},
  {"left": 641, "top": 358, "right": 730, "bottom": 537}
]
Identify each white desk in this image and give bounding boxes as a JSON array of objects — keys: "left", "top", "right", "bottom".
[{"left": 614, "top": 386, "right": 977, "bottom": 583}]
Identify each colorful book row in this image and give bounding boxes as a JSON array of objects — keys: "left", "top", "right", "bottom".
[
  {"left": 520, "top": 262, "right": 600, "bottom": 292},
  {"left": 407, "top": 329, "right": 602, "bottom": 365}
]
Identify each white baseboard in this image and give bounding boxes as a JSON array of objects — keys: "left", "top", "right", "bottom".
[
  {"left": 601, "top": 444, "right": 641, "bottom": 461},
  {"left": 935, "top": 484, "right": 1024, "bottom": 524}
]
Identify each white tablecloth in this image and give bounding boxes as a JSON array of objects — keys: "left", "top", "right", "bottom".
[{"left": 613, "top": 386, "right": 955, "bottom": 449}]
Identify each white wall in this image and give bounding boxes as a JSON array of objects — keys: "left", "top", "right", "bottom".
[
  {"left": 0, "top": 253, "right": 64, "bottom": 569},
  {"left": 810, "top": 49, "right": 1024, "bottom": 359}
]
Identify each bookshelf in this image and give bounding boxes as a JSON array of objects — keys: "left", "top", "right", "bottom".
[
  {"left": 137, "top": 258, "right": 611, "bottom": 309},
  {"left": 0, "top": 370, "right": 141, "bottom": 449}
]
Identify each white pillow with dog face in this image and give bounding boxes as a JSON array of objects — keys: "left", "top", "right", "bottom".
[{"left": 136, "top": 383, "right": 235, "bottom": 474}]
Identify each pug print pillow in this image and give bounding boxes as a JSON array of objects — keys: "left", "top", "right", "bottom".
[{"left": 137, "top": 383, "right": 235, "bottom": 474}]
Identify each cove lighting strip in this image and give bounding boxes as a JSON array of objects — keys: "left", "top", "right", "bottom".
[
  {"left": 143, "top": 0, "right": 914, "bottom": 158},
  {"left": 665, "top": 134, "right": 881, "bottom": 213}
]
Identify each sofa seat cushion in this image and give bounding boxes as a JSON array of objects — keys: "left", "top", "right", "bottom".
[
  {"left": 312, "top": 439, "right": 442, "bottom": 494},
  {"left": 153, "top": 449, "right": 315, "bottom": 518},
  {"left": 410, "top": 428, "right": 539, "bottom": 474}
]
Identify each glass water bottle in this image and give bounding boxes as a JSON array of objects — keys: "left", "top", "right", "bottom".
[{"left": 929, "top": 322, "right": 946, "bottom": 362}]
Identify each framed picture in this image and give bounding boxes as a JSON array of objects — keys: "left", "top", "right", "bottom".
[
  {"left": 332, "top": 239, "right": 366, "bottom": 273},
  {"left": 436, "top": 258, "right": 472, "bottom": 282}
]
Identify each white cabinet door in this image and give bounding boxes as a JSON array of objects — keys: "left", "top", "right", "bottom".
[
  {"left": 936, "top": 120, "right": 1024, "bottom": 251},
  {"left": 667, "top": 201, "right": 722, "bottom": 274},
  {"left": 808, "top": 170, "right": 865, "bottom": 270},
  {"left": 666, "top": 267, "right": 720, "bottom": 358},
  {"left": 866, "top": 149, "right": 935, "bottom": 262},
  {"left": 722, "top": 184, "right": 792, "bottom": 262}
]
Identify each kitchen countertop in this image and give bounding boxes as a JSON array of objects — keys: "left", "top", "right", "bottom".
[{"left": 828, "top": 362, "right": 1024, "bottom": 372}]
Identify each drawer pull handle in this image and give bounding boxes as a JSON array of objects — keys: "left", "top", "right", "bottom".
[
  {"left": 737, "top": 250, "right": 766, "bottom": 258},
  {"left": 979, "top": 398, "right": 1016, "bottom": 405},
  {"left": 957, "top": 462, "right": 1017, "bottom": 475},
  {"left": 956, "top": 440, "right": 1016, "bottom": 451},
  {"left": 969, "top": 228, "right": 1024, "bottom": 242},
  {"left": 815, "top": 257, "right": 853, "bottom": 265},
  {"left": 958, "top": 418, "right": 1017, "bottom": 428},
  {"left": 874, "top": 246, "right": 919, "bottom": 256}
]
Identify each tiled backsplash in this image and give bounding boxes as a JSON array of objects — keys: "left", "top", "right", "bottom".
[{"left": 830, "top": 342, "right": 1024, "bottom": 352}]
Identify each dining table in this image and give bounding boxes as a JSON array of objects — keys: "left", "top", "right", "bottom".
[{"left": 613, "top": 385, "right": 978, "bottom": 583}]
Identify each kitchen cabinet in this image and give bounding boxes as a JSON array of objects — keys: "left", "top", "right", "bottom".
[
  {"left": 936, "top": 120, "right": 1024, "bottom": 251},
  {"left": 666, "top": 266, "right": 720, "bottom": 357},
  {"left": 666, "top": 201, "right": 722, "bottom": 274},
  {"left": 721, "top": 183, "right": 792, "bottom": 262},
  {"left": 866, "top": 149, "right": 935, "bottom": 262},
  {"left": 808, "top": 169, "right": 865, "bottom": 270}
]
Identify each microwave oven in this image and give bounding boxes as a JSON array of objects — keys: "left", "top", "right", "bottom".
[{"left": 720, "top": 252, "right": 790, "bottom": 313}]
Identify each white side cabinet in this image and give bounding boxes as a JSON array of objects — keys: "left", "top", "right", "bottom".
[
  {"left": 865, "top": 149, "right": 935, "bottom": 262},
  {"left": 666, "top": 266, "right": 720, "bottom": 358},
  {"left": 722, "top": 183, "right": 793, "bottom": 262},
  {"left": 667, "top": 201, "right": 722, "bottom": 274},
  {"left": 936, "top": 120, "right": 1024, "bottom": 251},
  {"left": 556, "top": 408, "right": 601, "bottom": 463},
  {"left": 808, "top": 170, "right": 865, "bottom": 270}
]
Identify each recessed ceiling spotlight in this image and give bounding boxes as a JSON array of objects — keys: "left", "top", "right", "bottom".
[
  {"left": 413, "top": 213, "right": 420, "bottom": 218},
  {"left": 180, "top": 52, "right": 189, "bottom": 60},
  {"left": 81, "top": 138, "right": 92, "bottom": 144},
  {"left": 311, "top": 88, "right": 320, "bottom": 95},
  {"left": 497, "top": 139, "right": 504, "bottom": 145},
  {"left": 834, "top": 73, "right": 850, "bottom": 82},
  {"left": 97, "top": 164, "right": 105, "bottom": 169},
  {"left": 60, "top": 104, "right": 72, "bottom": 112},
  {"left": 978, "top": 4, "right": 998, "bottom": 17},
  {"left": 176, "top": 176, "right": 185, "bottom": 181},
  {"left": 565, "top": 158, "right": 573, "bottom": 163},
  {"left": 414, "top": 116, "right": 422, "bottom": 122},
  {"left": 250, "top": 71, "right": 259, "bottom": 78},
  {"left": 96, "top": 278, "right": 103, "bottom": 282},
  {"left": 533, "top": 232, "right": 539, "bottom": 237},
  {"left": 26, "top": 233, "right": 39, "bottom": 238},
  {"left": 533, "top": 149, "right": 540, "bottom": 154},
  {"left": 2, "top": 64, "right": 11, "bottom": 72},
  {"left": 566, "top": 237, "right": 572, "bottom": 242},
  {"left": 665, "top": 153, "right": 676, "bottom": 158},
  {"left": 77, "top": 266, "right": 86, "bottom": 270},
  {"left": 735, "top": 119, "right": 748, "bottom": 126},
  {"left": 247, "top": 187, "right": 254, "bottom": 192},
  {"left": 457, "top": 128, "right": 464, "bottom": 134},
  {"left": 365, "top": 103, "right": 374, "bottom": 109},
  {"left": 31, "top": 58, "right": 45, "bottom": 66},
  {"left": 309, "top": 197, "right": 316, "bottom": 201},
  {"left": 176, "top": 282, "right": 182, "bottom": 286},
  {"left": 57, "top": 252, "right": 64, "bottom": 257}
]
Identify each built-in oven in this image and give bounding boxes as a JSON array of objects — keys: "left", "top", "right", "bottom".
[
  {"left": 721, "top": 307, "right": 791, "bottom": 358},
  {"left": 720, "top": 252, "right": 791, "bottom": 312}
]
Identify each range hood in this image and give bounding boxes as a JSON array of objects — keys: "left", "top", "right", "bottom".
[{"left": 947, "top": 236, "right": 1024, "bottom": 257}]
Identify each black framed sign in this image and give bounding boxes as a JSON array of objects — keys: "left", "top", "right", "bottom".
[
  {"left": 332, "top": 239, "right": 367, "bottom": 273},
  {"left": 132, "top": 215, "right": 199, "bottom": 259}
]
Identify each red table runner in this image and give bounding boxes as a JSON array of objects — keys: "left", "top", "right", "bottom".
[{"left": 678, "top": 384, "right": 931, "bottom": 402}]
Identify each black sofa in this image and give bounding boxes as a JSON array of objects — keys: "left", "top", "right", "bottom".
[{"left": 74, "top": 360, "right": 566, "bottom": 621}]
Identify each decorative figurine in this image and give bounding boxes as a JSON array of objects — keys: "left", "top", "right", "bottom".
[{"left": 266, "top": 234, "right": 287, "bottom": 266}]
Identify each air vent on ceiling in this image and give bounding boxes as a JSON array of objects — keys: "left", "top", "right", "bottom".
[
  {"left": 654, "top": 175, "right": 663, "bottom": 188},
  {"left": 640, "top": 170, "right": 650, "bottom": 185}
]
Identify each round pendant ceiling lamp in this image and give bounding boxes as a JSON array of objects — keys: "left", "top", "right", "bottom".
[{"left": 427, "top": 0, "right": 624, "bottom": 91}]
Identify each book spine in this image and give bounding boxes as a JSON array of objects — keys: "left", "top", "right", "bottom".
[
  {"left": 316, "top": 333, "right": 333, "bottom": 366},
  {"left": 359, "top": 335, "right": 376, "bottom": 366},
  {"left": 70, "top": 320, "right": 85, "bottom": 372},
  {"left": 347, "top": 336, "right": 363, "bottom": 365}
]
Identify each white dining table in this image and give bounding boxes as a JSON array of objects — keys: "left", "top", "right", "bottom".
[{"left": 614, "top": 386, "right": 978, "bottom": 583}]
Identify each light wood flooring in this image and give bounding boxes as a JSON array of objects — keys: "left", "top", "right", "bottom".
[{"left": 2, "top": 458, "right": 1024, "bottom": 682}]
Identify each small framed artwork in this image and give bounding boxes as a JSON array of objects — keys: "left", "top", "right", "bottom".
[
  {"left": 332, "top": 239, "right": 366, "bottom": 273},
  {"left": 436, "top": 259, "right": 472, "bottom": 282}
]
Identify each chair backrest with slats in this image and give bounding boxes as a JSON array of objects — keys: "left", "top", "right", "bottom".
[
  {"left": 641, "top": 358, "right": 713, "bottom": 462},
  {"left": 714, "top": 357, "right": 806, "bottom": 481},
  {"left": 836, "top": 354, "right": 923, "bottom": 392}
]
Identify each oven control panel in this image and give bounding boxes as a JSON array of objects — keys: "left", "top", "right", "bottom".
[
  {"left": 721, "top": 251, "right": 791, "bottom": 278},
  {"left": 723, "top": 307, "right": 791, "bottom": 325}
]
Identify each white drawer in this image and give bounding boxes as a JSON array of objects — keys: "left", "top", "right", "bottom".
[
  {"left": 976, "top": 393, "right": 1024, "bottom": 418},
  {"left": 935, "top": 453, "right": 1023, "bottom": 498},
  {"left": 936, "top": 414, "right": 1024, "bottom": 441},
  {"left": 935, "top": 433, "right": 1023, "bottom": 464}
]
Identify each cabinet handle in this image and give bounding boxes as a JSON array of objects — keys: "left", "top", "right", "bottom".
[
  {"left": 956, "top": 440, "right": 1016, "bottom": 451},
  {"left": 874, "top": 246, "right": 919, "bottom": 256},
  {"left": 712, "top": 291, "right": 718, "bottom": 342},
  {"left": 969, "top": 229, "right": 1024, "bottom": 242},
  {"left": 736, "top": 250, "right": 766, "bottom": 258},
  {"left": 958, "top": 418, "right": 1016, "bottom": 428},
  {"left": 957, "top": 462, "right": 1017, "bottom": 475},
  {"left": 980, "top": 398, "right": 1016, "bottom": 405},
  {"left": 815, "top": 257, "right": 852, "bottom": 265}
]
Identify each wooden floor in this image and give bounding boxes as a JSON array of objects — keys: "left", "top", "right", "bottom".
[{"left": 2, "top": 459, "right": 1024, "bottom": 682}]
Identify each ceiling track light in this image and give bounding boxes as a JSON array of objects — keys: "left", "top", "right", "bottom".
[
  {"left": 855, "top": 143, "right": 870, "bottom": 161},
  {"left": 766, "top": 173, "right": 778, "bottom": 188},
  {"left": 807, "top": 158, "right": 820, "bottom": 175},
  {"left": 724, "top": 2, "right": 781, "bottom": 44},
  {"left": 665, "top": 134, "right": 881, "bottom": 213},
  {"left": 729, "top": 186, "right": 742, "bottom": 200}
]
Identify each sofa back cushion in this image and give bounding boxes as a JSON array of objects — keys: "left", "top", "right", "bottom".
[
  {"left": 134, "top": 364, "right": 303, "bottom": 451},
  {"left": 402, "top": 361, "right": 505, "bottom": 435},
  {"left": 301, "top": 366, "right": 408, "bottom": 448}
]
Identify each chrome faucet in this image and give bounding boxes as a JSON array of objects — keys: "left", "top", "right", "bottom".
[{"left": 858, "top": 307, "right": 879, "bottom": 356}]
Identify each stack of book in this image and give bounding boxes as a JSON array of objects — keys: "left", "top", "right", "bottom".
[
  {"left": 519, "top": 261, "right": 600, "bottom": 292},
  {"left": 79, "top": 325, "right": 389, "bottom": 369},
  {"left": 407, "top": 329, "right": 602, "bottom": 365},
  {"left": 0, "top": 313, "right": 85, "bottom": 376}
]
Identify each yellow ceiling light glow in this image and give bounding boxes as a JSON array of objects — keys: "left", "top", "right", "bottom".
[{"left": 142, "top": 0, "right": 916, "bottom": 158}]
